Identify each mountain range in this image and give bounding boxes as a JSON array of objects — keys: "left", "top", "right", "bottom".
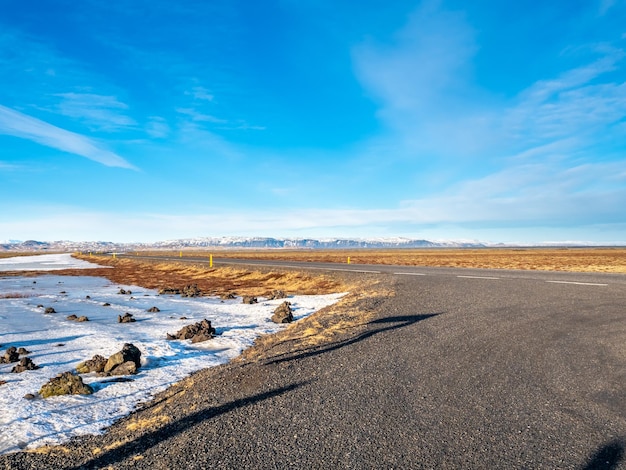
[{"left": 0, "top": 237, "right": 487, "bottom": 252}]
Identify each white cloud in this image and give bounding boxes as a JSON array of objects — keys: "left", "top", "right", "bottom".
[
  {"left": 185, "top": 86, "right": 214, "bottom": 102},
  {"left": 176, "top": 107, "right": 227, "bottom": 123},
  {"left": 145, "top": 116, "right": 170, "bottom": 138},
  {"left": 53, "top": 93, "right": 137, "bottom": 132},
  {"left": 0, "top": 105, "right": 136, "bottom": 169}
]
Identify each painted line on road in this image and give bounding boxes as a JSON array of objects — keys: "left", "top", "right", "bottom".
[
  {"left": 394, "top": 272, "right": 426, "bottom": 276},
  {"left": 457, "top": 275, "right": 500, "bottom": 280},
  {"left": 324, "top": 268, "right": 382, "bottom": 274},
  {"left": 546, "top": 280, "right": 608, "bottom": 287}
]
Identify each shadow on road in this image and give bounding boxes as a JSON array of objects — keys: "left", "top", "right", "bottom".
[
  {"left": 266, "top": 312, "right": 441, "bottom": 366},
  {"left": 582, "top": 438, "right": 624, "bottom": 470},
  {"left": 68, "top": 381, "right": 307, "bottom": 470}
]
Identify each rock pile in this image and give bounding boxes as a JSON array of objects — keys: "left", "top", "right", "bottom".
[
  {"left": 11, "top": 357, "right": 39, "bottom": 373},
  {"left": 158, "top": 287, "right": 181, "bottom": 295},
  {"left": 158, "top": 284, "right": 202, "bottom": 297},
  {"left": 1, "top": 347, "right": 19, "bottom": 364},
  {"left": 271, "top": 301, "right": 294, "bottom": 323},
  {"left": 66, "top": 314, "right": 89, "bottom": 322},
  {"left": 75, "top": 355, "right": 107, "bottom": 374},
  {"left": 39, "top": 372, "right": 94, "bottom": 398},
  {"left": 267, "top": 290, "right": 287, "bottom": 300},
  {"left": 167, "top": 319, "right": 216, "bottom": 343},
  {"left": 118, "top": 312, "right": 136, "bottom": 323},
  {"left": 103, "top": 343, "right": 142, "bottom": 376},
  {"left": 181, "top": 284, "right": 202, "bottom": 297}
]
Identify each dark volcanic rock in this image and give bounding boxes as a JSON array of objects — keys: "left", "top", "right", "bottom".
[
  {"left": 118, "top": 288, "right": 132, "bottom": 295},
  {"left": 167, "top": 319, "right": 216, "bottom": 343},
  {"left": 39, "top": 372, "right": 94, "bottom": 398},
  {"left": 44, "top": 307, "right": 56, "bottom": 314},
  {"left": 1, "top": 347, "right": 19, "bottom": 364},
  {"left": 16, "top": 347, "right": 31, "bottom": 356},
  {"left": 118, "top": 312, "right": 136, "bottom": 323},
  {"left": 158, "top": 287, "right": 181, "bottom": 295},
  {"left": 147, "top": 306, "right": 160, "bottom": 312},
  {"left": 267, "top": 290, "right": 287, "bottom": 300},
  {"left": 220, "top": 292, "right": 236, "bottom": 300},
  {"left": 76, "top": 355, "right": 107, "bottom": 374},
  {"left": 242, "top": 296, "right": 258, "bottom": 305},
  {"left": 103, "top": 343, "right": 142, "bottom": 376},
  {"left": 181, "top": 284, "right": 202, "bottom": 298},
  {"left": 66, "top": 314, "right": 78, "bottom": 321},
  {"left": 11, "top": 357, "right": 39, "bottom": 373},
  {"left": 271, "top": 301, "right": 294, "bottom": 324}
]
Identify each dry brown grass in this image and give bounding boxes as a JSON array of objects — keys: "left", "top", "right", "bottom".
[
  {"left": 125, "top": 415, "right": 171, "bottom": 432},
  {"left": 136, "top": 247, "right": 626, "bottom": 273},
  {"left": 67, "top": 255, "right": 345, "bottom": 296},
  {"left": 0, "top": 292, "right": 32, "bottom": 299},
  {"left": 236, "top": 280, "right": 392, "bottom": 363}
]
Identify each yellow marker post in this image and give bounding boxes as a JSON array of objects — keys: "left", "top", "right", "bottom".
[
  {"left": 89, "top": 252, "right": 92, "bottom": 257},
  {"left": 179, "top": 251, "right": 182, "bottom": 258},
  {"left": 210, "top": 254, "right": 213, "bottom": 268},
  {"left": 113, "top": 253, "right": 116, "bottom": 259},
  {"left": 347, "top": 257, "right": 351, "bottom": 264}
]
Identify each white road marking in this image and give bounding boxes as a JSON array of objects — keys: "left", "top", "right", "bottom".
[
  {"left": 457, "top": 275, "right": 500, "bottom": 280},
  {"left": 394, "top": 272, "right": 426, "bottom": 276},
  {"left": 546, "top": 280, "right": 608, "bottom": 286},
  {"left": 324, "top": 268, "right": 381, "bottom": 274}
]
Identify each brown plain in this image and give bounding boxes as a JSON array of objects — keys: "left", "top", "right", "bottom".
[{"left": 136, "top": 247, "right": 626, "bottom": 273}]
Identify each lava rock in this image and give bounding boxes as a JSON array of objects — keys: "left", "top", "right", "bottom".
[
  {"left": 267, "top": 290, "right": 287, "bottom": 300},
  {"left": 1, "top": 347, "right": 19, "bottom": 364},
  {"left": 158, "top": 287, "right": 181, "bottom": 295},
  {"left": 181, "top": 284, "right": 202, "bottom": 298},
  {"left": 11, "top": 357, "right": 40, "bottom": 373},
  {"left": 167, "top": 319, "right": 216, "bottom": 343},
  {"left": 118, "top": 312, "right": 136, "bottom": 323},
  {"left": 271, "top": 301, "right": 294, "bottom": 324},
  {"left": 103, "top": 343, "right": 142, "bottom": 376},
  {"left": 39, "top": 372, "right": 94, "bottom": 398},
  {"left": 76, "top": 355, "right": 107, "bottom": 374},
  {"left": 147, "top": 306, "right": 160, "bottom": 312}
]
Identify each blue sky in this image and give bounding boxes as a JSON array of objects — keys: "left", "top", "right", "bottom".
[{"left": 1, "top": 0, "right": 625, "bottom": 244}]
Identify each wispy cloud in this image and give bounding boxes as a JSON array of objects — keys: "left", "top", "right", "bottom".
[
  {"left": 0, "top": 105, "right": 136, "bottom": 169},
  {"left": 145, "top": 116, "right": 170, "bottom": 138},
  {"left": 176, "top": 107, "right": 227, "bottom": 124},
  {"left": 185, "top": 86, "right": 214, "bottom": 102},
  {"left": 53, "top": 93, "right": 137, "bottom": 132},
  {"left": 0, "top": 161, "right": 21, "bottom": 171}
]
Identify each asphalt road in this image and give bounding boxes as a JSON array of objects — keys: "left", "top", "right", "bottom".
[{"left": 2, "top": 257, "right": 625, "bottom": 469}]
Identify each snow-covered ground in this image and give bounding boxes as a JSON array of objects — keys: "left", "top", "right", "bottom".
[
  {"left": 0, "top": 253, "right": 107, "bottom": 272},
  {"left": 0, "top": 254, "right": 344, "bottom": 454}
]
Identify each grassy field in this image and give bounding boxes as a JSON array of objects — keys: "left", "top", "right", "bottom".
[{"left": 131, "top": 247, "right": 626, "bottom": 273}]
